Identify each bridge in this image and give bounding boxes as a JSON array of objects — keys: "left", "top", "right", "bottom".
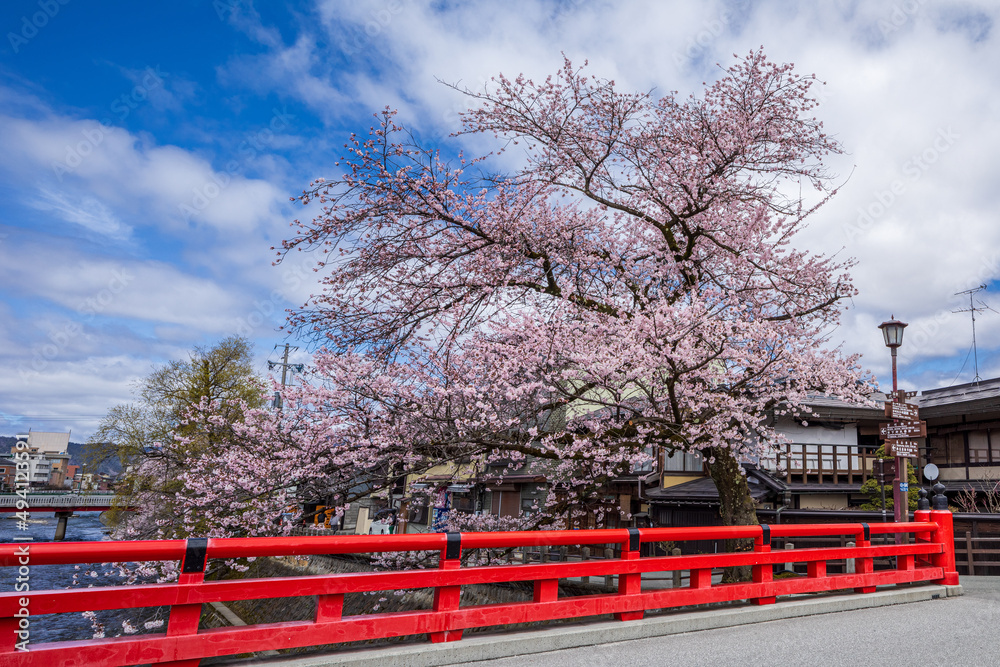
[
  {"left": 0, "top": 492, "right": 116, "bottom": 540},
  {"left": 0, "top": 492, "right": 117, "bottom": 513},
  {"left": 0, "top": 510, "right": 959, "bottom": 666}
]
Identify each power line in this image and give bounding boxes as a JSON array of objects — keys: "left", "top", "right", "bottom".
[{"left": 948, "top": 342, "right": 975, "bottom": 387}]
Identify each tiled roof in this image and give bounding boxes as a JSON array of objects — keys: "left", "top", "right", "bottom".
[
  {"left": 790, "top": 393, "right": 884, "bottom": 420},
  {"left": 918, "top": 377, "right": 1000, "bottom": 408},
  {"left": 645, "top": 469, "right": 777, "bottom": 505}
]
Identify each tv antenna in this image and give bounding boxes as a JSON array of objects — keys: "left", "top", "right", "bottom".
[{"left": 954, "top": 284, "right": 989, "bottom": 383}]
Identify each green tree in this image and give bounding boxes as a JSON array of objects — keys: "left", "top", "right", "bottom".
[
  {"left": 86, "top": 336, "right": 266, "bottom": 538},
  {"left": 860, "top": 444, "right": 918, "bottom": 511}
]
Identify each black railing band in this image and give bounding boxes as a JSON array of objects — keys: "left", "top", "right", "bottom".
[
  {"left": 445, "top": 532, "right": 462, "bottom": 560},
  {"left": 627, "top": 527, "right": 640, "bottom": 552},
  {"left": 861, "top": 523, "right": 871, "bottom": 542},
  {"left": 760, "top": 524, "right": 771, "bottom": 547},
  {"left": 182, "top": 537, "right": 209, "bottom": 574}
]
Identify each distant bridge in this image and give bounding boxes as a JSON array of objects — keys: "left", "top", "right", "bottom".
[
  {"left": 0, "top": 492, "right": 118, "bottom": 539},
  {"left": 0, "top": 492, "right": 117, "bottom": 513}
]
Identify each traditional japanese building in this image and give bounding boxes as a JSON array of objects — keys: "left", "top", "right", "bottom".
[{"left": 645, "top": 379, "right": 1000, "bottom": 525}]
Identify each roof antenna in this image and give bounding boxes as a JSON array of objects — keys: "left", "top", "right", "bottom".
[{"left": 954, "top": 284, "right": 989, "bottom": 384}]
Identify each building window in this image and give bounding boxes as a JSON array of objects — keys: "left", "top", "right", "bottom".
[
  {"left": 633, "top": 446, "right": 655, "bottom": 473},
  {"left": 929, "top": 436, "right": 947, "bottom": 463},
  {"left": 969, "top": 431, "right": 990, "bottom": 464},
  {"left": 662, "top": 450, "right": 702, "bottom": 473},
  {"left": 451, "top": 495, "right": 474, "bottom": 512},
  {"left": 946, "top": 433, "right": 966, "bottom": 465},
  {"left": 930, "top": 429, "right": 1000, "bottom": 467}
]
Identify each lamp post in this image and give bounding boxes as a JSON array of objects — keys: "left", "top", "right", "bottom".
[{"left": 878, "top": 316, "right": 908, "bottom": 527}]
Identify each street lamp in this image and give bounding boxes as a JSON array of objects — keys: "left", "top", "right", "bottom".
[
  {"left": 878, "top": 316, "right": 908, "bottom": 528},
  {"left": 879, "top": 317, "right": 907, "bottom": 353}
]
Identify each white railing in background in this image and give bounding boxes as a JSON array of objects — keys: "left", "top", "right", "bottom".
[{"left": 0, "top": 492, "right": 115, "bottom": 508}]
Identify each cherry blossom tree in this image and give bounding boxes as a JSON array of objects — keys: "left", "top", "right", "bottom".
[
  {"left": 182, "top": 51, "right": 872, "bottom": 544},
  {"left": 87, "top": 336, "right": 267, "bottom": 542}
]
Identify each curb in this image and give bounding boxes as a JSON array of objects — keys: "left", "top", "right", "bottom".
[{"left": 238, "top": 584, "right": 961, "bottom": 667}]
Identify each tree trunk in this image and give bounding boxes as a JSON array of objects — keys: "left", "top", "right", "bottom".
[{"left": 706, "top": 447, "right": 759, "bottom": 583}]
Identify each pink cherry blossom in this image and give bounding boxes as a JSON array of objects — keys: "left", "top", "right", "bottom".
[{"left": 174, "top": 51, "right": 872, "bottom": 537}]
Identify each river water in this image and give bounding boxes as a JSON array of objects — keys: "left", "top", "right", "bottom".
[{"left": 1, "top": 511, "right": 162, "bottom": 645}]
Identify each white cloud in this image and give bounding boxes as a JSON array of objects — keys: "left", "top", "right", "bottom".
[
  {"left": 0, "top": 111, "right": 287, "bottom": 236},
  {"left": 31, "top": 189, "right": 132, "bottom": 241},
  {"left": 0, "top": 353, "right": 151, "bottom": 438},
  {"left": 5, "top": 0, "right": 1000, "bottom": 436},
  {"left": 224, "top": 0, "right": 1000, "bottom": 390},
  {"left": 0, "top": 228, "right": 268, "bottom": 334}
]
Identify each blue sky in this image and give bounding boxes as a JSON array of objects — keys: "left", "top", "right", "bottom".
[{"left": 2, "top": 0, "right": 1000, "bottom": 439}]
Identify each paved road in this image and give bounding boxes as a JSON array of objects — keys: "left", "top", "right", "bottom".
[{"left": 460, "top": 578, "right": 1000, "bottom": 667}]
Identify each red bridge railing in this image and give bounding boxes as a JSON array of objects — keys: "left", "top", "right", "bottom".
[{"left": 1, "top": 509, "right": 959, "bottom": 666}]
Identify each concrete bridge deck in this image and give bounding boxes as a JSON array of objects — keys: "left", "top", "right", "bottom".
[
  {"left": 229, "top": 579, "right": 975, "bottom": 667},
  {"left": 0, "top": 492, "right": 116, "bottom": 512}
]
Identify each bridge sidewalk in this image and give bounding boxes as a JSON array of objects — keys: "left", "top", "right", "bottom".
[{"left": 231, "top": 583, "right": 962, "bottom": 667}]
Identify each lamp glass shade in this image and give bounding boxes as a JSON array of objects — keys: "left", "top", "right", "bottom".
[{"left": 878, "top": 318, "right": 907, "bottom": 348}]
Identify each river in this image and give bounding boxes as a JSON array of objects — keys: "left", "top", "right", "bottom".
[{"left": 1, "top": 511, "right": 163, "bottom": 645}]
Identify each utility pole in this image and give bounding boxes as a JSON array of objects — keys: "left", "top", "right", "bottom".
[
  {"left": 954, "top": 284, "right": 988, "bottom": 384},
  {"left": 268, "top": 344, "right": 303, "bottom": 408}
]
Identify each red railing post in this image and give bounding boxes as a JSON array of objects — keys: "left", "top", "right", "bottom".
[
  {"left": 614, "top": 528, "right": 643, "bottom": 621},
  {"left": 913, "top": 509, "right": 933, "bottom": 568},
  {"left": 2, "top": 608, "right": 22, "bottom": 657},
  {"left": 162, "top": 537, "right": 209, "bottom": 667},
  {"left": 316, "top": 593, "right": 344, "bottom": 623},
  {"left": 854, "top": 524, "right": 875, "bottom": 594},
  {"left": 896, "top": 540, "right": 915, "bottom": 571},
  {"left": 929, "top": 510, "right": 960, "bottom": 585},
  {"left": 751, "top": 525, "right": 775, "bottom": 605},
  {"left": 1, "top": 618, "right": 15, "bottom": 655},
  {"left": 689, "top": 568, "right": 713, "bottom": 588},
  {"left": 429, "top": 533, "right": 463, "bottom": 643},
  {"left": 533, "top": 578, "right": 559, "bottom": 603},
  {"left": 1, "top": 539, "right": 27, "bottom": 655}
]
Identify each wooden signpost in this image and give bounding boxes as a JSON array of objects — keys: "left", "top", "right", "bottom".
[
  {"left": 880, "top": 391, "right": 922, "bottom": 459},
  {"left": 884, "top": 401, "right": 919, "bottom": 421},
  {"left": 887, "top": 439, "right": 919, "bottom": 458},
  {"left": 879, "top": 421, "right": 927, "bottom": 439}
]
